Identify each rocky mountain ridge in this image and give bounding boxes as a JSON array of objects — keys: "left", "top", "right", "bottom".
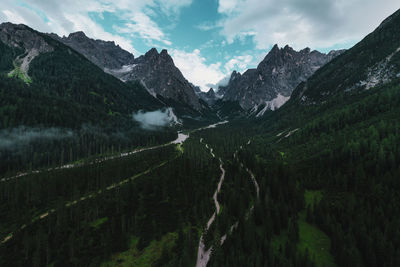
[
  {"left": 49, "top": 31, "right": 135, "bottom": 70},
  {"left": 51, "top": 32, "right": 202, "bottom": 110},
  {"left": 0, "top": 23, "right": 54, "bottom": 81},
  {"left": 219, "top": 44, "right": 345, "bottom": 111}
]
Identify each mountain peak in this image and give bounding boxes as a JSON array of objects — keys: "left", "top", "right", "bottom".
[
  {"left": 145, "top": 48, "right": 159, "bottom": 58},
  {"left": 271, "top": 44, "right": 280, "bottom": 51},
  {"left": 160, "top": 49, "right": 169, "bottom": 55},
  {"left": 68, "top": 31, "right": 87, "bottom": 40},
  {"left": 0, "top": 22, "right": 53, "bottom": 53},
  {"left": 300, "top": 47, "right": 311, "bottom": 54},
  {"left": 159, "top": 49, "right": 173, "bottom": 62},
  {"left": 207, "top": 88, "right": 216, "bottom": 96},
  {"left": 283, "top": 44, "right": 294, "bottom": 51},
  {"left": 51, "top": 30, "right": 135, "bottom": 69},
  {"left": 0, "top": 22, "right": 29, "bottom": 31},
  {"left": 222, "top": 44, "right": 344, "bottom": 110}
]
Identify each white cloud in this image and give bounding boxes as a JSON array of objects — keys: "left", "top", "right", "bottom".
[
  {"left": 217, "top": 0, "right": 400, "bottom": 50},
  {"left": 170, "top": 48, "right": 259, "bottom": 91},
  {"left": 133, "top": 108, "right": 180, "bottom": 130},
  {"left": 2, "top": 9, "right": 27, "bottom": 25},
  {"left": 63, "top": 13, "right": 138, "bottom": 54},
  {"left": 114, "top": 12, "right": 171, "bottom": 46},
  {"left": 170, "top": 49, "right": 227, "bottom": 91},
  {"left": 218, "top": 0, "right": 244, "bottom": 14},
  {"left": 224, "top": 55, "right": 253, "bottom": 73},
  {"left": 0, "top": 0, "right": 192, "bottom": 54}
]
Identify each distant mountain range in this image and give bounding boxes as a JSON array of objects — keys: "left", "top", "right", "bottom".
[
  {"left": 48, "top": 29, "right": 345, "bottom": 116},
  {"left": 2, "top": 6, "right": 399, "bottom": 128}
]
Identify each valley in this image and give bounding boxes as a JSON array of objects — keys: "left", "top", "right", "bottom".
[{"left": 1, "top": 5, "right": 400, "bottom": 267}]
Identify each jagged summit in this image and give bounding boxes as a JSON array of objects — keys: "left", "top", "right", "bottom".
[
  {"left": 49, "top": 32, "right": 202, "bottom": 110},
  {"left": 50, "top": 31, "right": 135, "bottom": 70},
  {"left": 219, "top": 44, "right": 344, "bottom": 110},
  {"left": 68, "top": 31, "right": 87, "bottom": 38}
]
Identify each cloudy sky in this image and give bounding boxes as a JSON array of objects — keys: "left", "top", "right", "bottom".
[{"left": 1, "top": 0, "right": 399, "bottom": 91}]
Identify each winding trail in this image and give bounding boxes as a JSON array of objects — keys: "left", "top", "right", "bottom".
[
  {"left": 234, "top": 140, "right": 259, "bottom": 199},
  {"left": 196, "top": 138, "right": 261, "bottom": 267},
  {"left": 196, "top": 138, "right": 226, "bottom": 267},
  {"left": 218, "top": 139, "right": 259, "bottom": 251}
]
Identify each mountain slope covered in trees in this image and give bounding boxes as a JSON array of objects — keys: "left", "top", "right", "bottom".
[{"left": 0, "top": 23, "right": 179, "bottom": 175}]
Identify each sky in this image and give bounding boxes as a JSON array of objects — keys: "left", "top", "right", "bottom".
[{"left": 1, "top": 0, "right": 399, "bottom": 91}]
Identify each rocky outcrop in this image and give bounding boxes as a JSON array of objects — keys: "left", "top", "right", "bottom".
[
  {"left": 219, "top": 44, "right": 345, "bottom": 110},
  {"left": 0, "top": 23, "right": 53, "bottom": 53},
  {"left": 49, "top": 31, "right": 134, "bottom": 70},
  {"left": 0, "top": 23, "right": 54, "bottom": 81},
  {"left": 51, "top": 32, "right": 202, "bottom": 110},
  {"left": 107, "top": 48, "right": 202, "bottom": 110},
  {"left": 195, "top": 88, "right": 219, "bottom": 106}
]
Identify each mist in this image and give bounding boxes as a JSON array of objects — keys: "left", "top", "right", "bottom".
[
  {"left": 0, "top": 126, "right": 74, "bottom": 151},
  {"left": 206, "top": 75, "right": 231, "bottom": 92},
  {"left": 133, "top": 108, "right": 181, "bottom": 130}
]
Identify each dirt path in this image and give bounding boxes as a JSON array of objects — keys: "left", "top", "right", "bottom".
[{"left": 196, "top": 138, "right": 226, "bottom": 267}]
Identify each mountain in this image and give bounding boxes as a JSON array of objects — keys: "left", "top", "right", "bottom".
[
  {"left": 0, "top": 22, "right": 165, "bottom": 129},
  {"left": 237, "top": 9, "right": 400, "bottom": 267},
  {"left": 219, "top": 45, "right": 345, "bottom": 111},
  {"left": 195, "top": 87, "right": 219, "bottom": 106},
  {"left": 52, "top": 32, "right": 203, "bottom": 110},
  {"left": 49, "top": 31, "right": 135, "bottom": 70},
  {"left": 107, "top": 48, "right": 203, "bottom": 110},
  {"left": 0, "top": 22, "right": 181, "bottom": 174},
  {"left": 292, "top": 9, "right": 400, "bottom": 104}
]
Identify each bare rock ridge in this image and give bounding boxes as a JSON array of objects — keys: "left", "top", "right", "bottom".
[
  {"left": 50, "top": 31, "right": 135, "bottom": 70},
  {"left": 108, "top": 47, "right": 202, "bottom": 110},
  {"left": 51, "top": 32, "right": 202, "bottom": 110},
  {"left": 0, "top": 23, "right": 54, "bottom": 80},
  {"left": 195, "top": 88, "right": 219, "bottom": 106},
  {"left": 219, "top": 44, "right": 345, "bottom": 110}
]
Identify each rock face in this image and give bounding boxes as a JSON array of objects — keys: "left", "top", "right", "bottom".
[
  {"left": 195, "top": 88, "right": 219, "bottom": 106},
  {"left": 219, "top": 44, "right": 344, "bottom": 110},
  {"left": 0, "top": 23, "right": 53, "bottom": 53},
  {"left": 50, "top": 31, "right": 134, "bottom": 70},
  {"left": 107, "top": 48, "right": 202, "bottom": 110},
  {"left": 51, "top": 32, "right": 202, "bottom": 110},
  {"left": 0, "top": 23, "right": 54, "bottom": 78}
]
